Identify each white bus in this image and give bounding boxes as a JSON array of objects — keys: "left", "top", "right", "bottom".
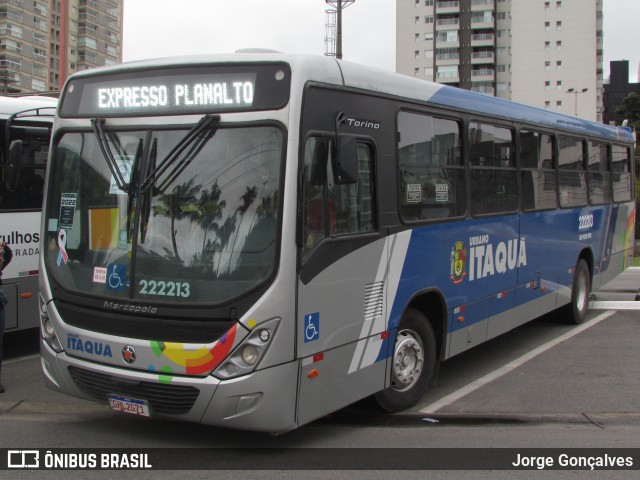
[
  {"left": 0, "top": 96, "right": 56, "bottom": 332},
  {"left": 39, "top": 54, "right": 634, "bottom": 432}
]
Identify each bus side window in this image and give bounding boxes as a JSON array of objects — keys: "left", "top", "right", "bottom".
[
  {"left": 469, "top": 122, "right": 517, "bottom": 215},
  {"left": 558, "top": 136, "right": 587, "bottom": 207},
  {"left": 520, "top": 130, "right": 557, "bottom": 212},
  {"left": 611, "top": 145, "right": 632, "bottom": 202},
  {"left": 397, "top": 111, "right": 465, "bottom": 222},
  {"left": 302, "top": 137, "right": 375, "bottom": 258},
  {"left": 587, "top": 141, "right": 611, "bottom": 205}
]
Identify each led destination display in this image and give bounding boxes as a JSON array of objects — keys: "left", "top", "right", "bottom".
[
  {"left": 59, "top": 63, "right": 291, "bottom": 117},
  {"left": 96, "top": 77, "right": 256, "bottom": 110}
]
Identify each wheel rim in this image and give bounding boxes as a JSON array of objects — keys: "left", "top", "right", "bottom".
[
  {"left": 390, "top": 329, "right": 424, "bottom": 392},
  {"left": 576, "top": 270, "right": 588, "bottom": 313}
]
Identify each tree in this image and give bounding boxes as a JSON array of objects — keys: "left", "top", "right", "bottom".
[
  {"left": 196, "top": 182, "right": 226, "bottom": 268},
  {"left": 189, "top": 182, "right": 226, "bottom": 274},
  {"left": 615, "top": 92, "right": 640, "bottom": 131},
  {"left": 227, "top": 185, "right": 258, "bottom": 273},
  {"left": 153, "top": 177, "right": 202, "bottom": 261}
]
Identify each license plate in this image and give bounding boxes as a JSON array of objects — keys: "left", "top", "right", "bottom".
[{"left": 108, "top": 394, "right": 150, "bottom": 417}]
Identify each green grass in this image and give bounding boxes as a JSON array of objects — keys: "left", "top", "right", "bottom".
[{"left": 633, "top": 256, "right": 640, "bottom": 267}]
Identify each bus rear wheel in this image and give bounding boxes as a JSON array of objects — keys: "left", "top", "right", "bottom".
[
  {"left": 374, "top": 308, "right": 436, "bottom": 412},
  {"left": 563, "top": 259, "right": 591, "bottom": 325}
]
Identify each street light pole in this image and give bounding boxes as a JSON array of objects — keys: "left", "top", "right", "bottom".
[{"left": 566, "top": 88, "right": 588, "bottom": 116}]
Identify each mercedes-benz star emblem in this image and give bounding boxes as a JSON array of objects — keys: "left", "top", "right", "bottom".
[{"left": 122, "top": 345, "right": 136, "bottom": 364}]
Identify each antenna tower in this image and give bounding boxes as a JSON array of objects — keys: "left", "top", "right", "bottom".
[{"left": 324, "top": 0, "right": 355, "bottom": 60}]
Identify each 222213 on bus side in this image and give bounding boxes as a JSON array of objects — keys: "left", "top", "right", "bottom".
[{"left": 38, "top": 53, "right": 635, "bottom": 433}]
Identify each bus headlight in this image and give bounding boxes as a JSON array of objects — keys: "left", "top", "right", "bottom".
[
  {"left": 43, "top": 318, "right": 56, "bottom": 338},
  {"left": 213, "top": 318, "right": 279, "bottom": 380},
  {"left": 39, "top": 293, "right": 63, "bottom": 353},
  {"left": 241, "top": 345, "right": 259, "bottom": 365}
]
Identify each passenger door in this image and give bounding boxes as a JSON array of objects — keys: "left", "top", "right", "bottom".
[{"left": 296, "top": 135, "right": 389, "bottom": 426}]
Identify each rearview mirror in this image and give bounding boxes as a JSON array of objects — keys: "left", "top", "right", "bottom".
[
  {"left": 333, "top": 111, "right": 358, "bottom": 185},
  {"left": 333, "top": 134, "right": 358, "bottom": 185}
]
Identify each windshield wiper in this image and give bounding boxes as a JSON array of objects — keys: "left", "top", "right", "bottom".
[
  {"left": 141, "top": 114, "right": 220, "bottom": 193},
  {"left": 91, "top": 118, "right": 129, "bottom": 192},
  {"left": 139, "top": 138, "right": 157, "bottom": 244},
  {"left": 126, "top": 138, "right": 145, "bottom": 243}
]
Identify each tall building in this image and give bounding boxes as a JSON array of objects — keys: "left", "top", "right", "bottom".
[
  {"left": 603, "top": 60, "right": 640, "bottom": 126},
  {"left": 0, "top": 0, "right": 123, "bottom": 95},
  {"left": 396, "top": 0, "right": 603, "bottom": 121}
]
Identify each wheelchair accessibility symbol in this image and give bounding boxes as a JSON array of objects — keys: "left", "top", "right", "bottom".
[
  {"left": 107, "top": 263, "right": 128, "bottom": 291},
  {"left": 304, "top": 312, "right": 320, "bottom": 343}
]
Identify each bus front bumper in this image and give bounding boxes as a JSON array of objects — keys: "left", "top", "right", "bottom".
[{"left": 40, "top": 339, "right": 299, "bottom": 433}]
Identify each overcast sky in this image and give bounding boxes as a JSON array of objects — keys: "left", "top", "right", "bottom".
[{"left": 122, "top": 0, "right": 640, "bottom": 82}]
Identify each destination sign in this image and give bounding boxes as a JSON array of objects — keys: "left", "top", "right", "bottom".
[
  {"left": 96, "top": 76, "right": 255, "bottom": 110},
  {"left": 59, "top": 63, "right": 291, "bottom": 117}
]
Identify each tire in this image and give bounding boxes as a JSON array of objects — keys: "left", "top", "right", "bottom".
[
  {"left": 374, "top": 308, "right": 436, "bottom": 412},
  {"left": 563, "top": 259, "right": 591, "bottom": 325}
]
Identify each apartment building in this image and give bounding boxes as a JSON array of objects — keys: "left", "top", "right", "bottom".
[
  {"left": 0, "top": 0, "right": 123, "bottom": 95},
  {"left": 397, "top": 0, "right": 603, "bottom": 121}
]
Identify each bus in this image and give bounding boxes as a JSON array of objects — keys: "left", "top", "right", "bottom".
[
  {"left": 0, "top": 96, "right": 56, "bottom": 333},
  {"left": 38, "top": 53, "right": 635, "bottom": 432}
]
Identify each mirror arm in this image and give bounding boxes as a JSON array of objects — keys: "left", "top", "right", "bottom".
[{"left": 334, "top": 111, "right": 348, "bottom": 184}]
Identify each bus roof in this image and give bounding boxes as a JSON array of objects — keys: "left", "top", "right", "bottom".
[
  {"left": 336, "top": 59, "right": 635, "bottom": 144},
  {"left": 61, "top": 53, "right": 634, "bottom": 144},
  {"left": 0, "top": 96, "right": 58, "bottom": 121}
]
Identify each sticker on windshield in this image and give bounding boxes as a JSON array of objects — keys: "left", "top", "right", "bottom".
[
  {"left": 59, "top": 193, "right": 77, "bottom": 229},
  {"left": 109, "top": 155, "right": 134, "bottom": 195},
  {"left": 106, "top": 263, "right": 129, "bottom": 291},
  {"left": 57, "top": 229, "right": 68, "bottom": 266},
  {"left": 93, "top": 267, "right": 107, "bottom": 284}
]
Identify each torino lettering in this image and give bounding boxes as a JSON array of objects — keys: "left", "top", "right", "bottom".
[{"left": 469, "top": 238, "right": 527, "bottom": 281}]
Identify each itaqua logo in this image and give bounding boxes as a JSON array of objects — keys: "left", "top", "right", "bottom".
[{"left": 450, "top": 236, "right": 528, "bottom": 284}]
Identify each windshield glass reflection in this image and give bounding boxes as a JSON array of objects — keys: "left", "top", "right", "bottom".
[{"left": 44, "top": 125, "right": 283, "bottom": 305}]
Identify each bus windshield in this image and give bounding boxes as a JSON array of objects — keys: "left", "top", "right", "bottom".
[{"left": 43, "top": 123, "right": 283, "bottom": 305}]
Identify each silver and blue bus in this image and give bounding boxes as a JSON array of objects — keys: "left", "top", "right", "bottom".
[
  {"left": 0, "top": 96, "right": 55, "bottom": 333},
  {"left": 39, "top": 53, "right": 635, "bottom": 432}
]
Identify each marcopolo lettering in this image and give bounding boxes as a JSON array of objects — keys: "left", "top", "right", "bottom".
[{"left": 103, "top": 301, "right": 158, "bottom": 314}]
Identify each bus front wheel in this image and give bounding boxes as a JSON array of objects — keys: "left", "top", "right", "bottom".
[
  {"left": 564, "top": 259, "right": 591, "bottom": 325},
  {"left": 374, "top": 308, "right": 436, "bottom": 412}
]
